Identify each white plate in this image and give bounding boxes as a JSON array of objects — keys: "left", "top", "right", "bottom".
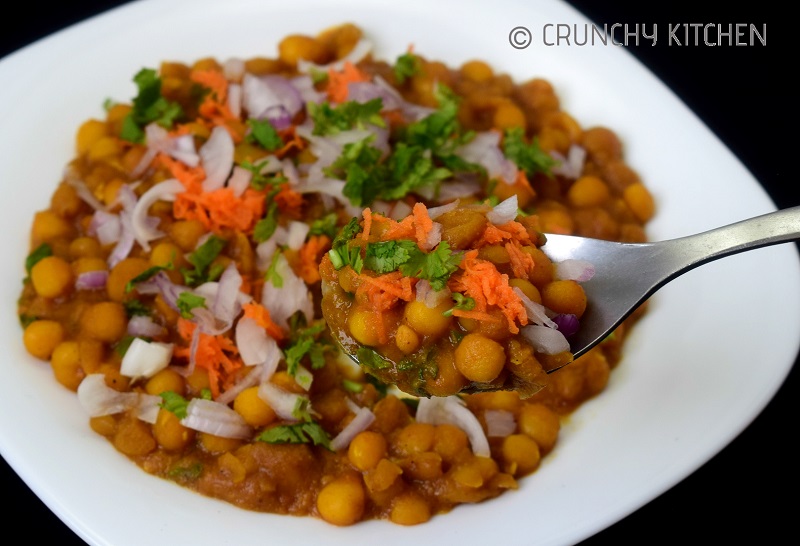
[{"left": 0, "top": 1, "right": 797, "bottom": 545}]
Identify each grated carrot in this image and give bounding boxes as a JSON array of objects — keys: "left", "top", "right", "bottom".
[
  {"left": 191, "top": 69, "right": 238, "bottom": 125},
  {"left": 505, "top": 240, "right": 535, "bottom": 280},
  {"left": 241, "top": 301, "right": 286, "bottom": 341},
  {"left": 356, "top": 271, "right": 415, "bottom": 311},
  {"left": 448, "top": 250, "right": 527, "bottom": 334},
  {"left": 175, "top": 318, "right": 242, "bottom": 399},
  {"left": 296, "top": 235, "right": 331, "bottom": 284},
  {"left": 361, "top": 207, "right": 373, "bottom": 241},
  {"left": 326, "top": 61, "right": 370, "bottom": 103},
  {"left": 275, "top": 125, "right": 307, "bottom": 159},
  {"left": 273, "top": 184, "right": 304, "bottom": 218},
  {"left": 159, "top": 153, "right": 206, "bottom": 191},
  {"left": 411, "top": 202, "right": 434, "bottom": 249},
  {"left": 474, "top": 220, "right": 532, "bottom": 248},
  {"left": 174, "top": 186, "right": 265, "bottom": 234}
]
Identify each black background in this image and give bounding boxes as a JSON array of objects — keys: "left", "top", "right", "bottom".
[{"left": 1, "top": 1, "right": 794, "bottom": 544}]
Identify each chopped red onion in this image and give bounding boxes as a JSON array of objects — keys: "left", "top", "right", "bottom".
[
  {"left": 427, "top": 200, "right": 459, "bottom": 220},
  {"left": 242, "top": 73, "right": 304, "bottom": 120},
  {"left": 484, "top": 409, "right": 516, "bottom": 437},
  {"left": 131, "top": 178, "right": 184, "bottom": 252},
  {"left": 77, "top": 374, "right": 161, "bottom": 423},
  {"left": 552, "top": 314, "right": 580, "bottom": 337},
  {"left": 223, "top": 57, "right": 245, "bottom": 81},
  {"left": 487, "top": 195, "right": 518, "bottom": 225},
  {"left": 200, "top": 126, "right": 235, "bottom": 191},
  {"left": 512, "top": 287, "right": 557, "bottom": 328},
  {"left": 454, "top": 131, "right": 518, "bottom": 184},
  {"left": 330, "top": 406, "right": 376, "bottom": 451},
  {"left": 551, "top": 144, "right": 586, "bottom": 180},
  {"left": 63, "top": 167, "right": 107, "bottom": 211},
  {"left": 235, "top": 317, "right": 281, "bottom": 373},
  {"left": 181, "top": 398, "right": 252, "bottom": 439},
  {"left": 120, "top": 338, "right": 174, "bottom": 380},
  {"left": 227, "top": 165, "right": 251, "bottom": 197},
  {"left": 555, "top": 259, "right": 595, "bottom": 282},
  {"left": 261, "top": 253, "right": 314, "bottom": 329},
  {"left": 286, "top": 221, "right": 310, "bottom": 250},
  {"left": 416, "top": 396, "right": 490, "bottom": 457},
  {"left": 75, "top": 270, "right": 108, "bottom": 291},
  {"left": 127, "top": 315, "right": 167, "bottom": 338},
  {"left": 89, "top": 210, "right": 121, "bottom": 245},
  {"left": 294, "top": 364, "right": 313, "bottom": 392},
  {"left": 258, "top": 382, "right": 307, "bottom": 421},
  {"left": 520, "top": 324, "right": 571, "bottom": 355},
  {"left": 416, "top": 279, "right": 451, "bottom": 309}
]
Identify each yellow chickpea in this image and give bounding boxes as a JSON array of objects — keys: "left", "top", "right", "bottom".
[
  {"left": 30, "top": 256, "right": 74, "bottom": 299},
  {"left": 87, "top": 136, "right": 121, "bottom": 162},
  {"left": 76, "top": 119, "right": 108, "bottom": 155},
  {"left": 106, "top": 257, "right": 151, "bottom": 302},
  {"left": 69, "top": 237, "right": 103, "bottom": 259},
  {"left": 493, "top": 101, "right": 526, "bottom": 130},
  {"left": 347, "top": 431, "right": 387, "bottom": 471},
  {"left": 623, "top": 182, "right": 656, "bottom": 222},
  {"left": 567, "top": 175, "right": 611, "bottom": 208},
  {"left": 71, "top": 257, "right": 108, "bottom": 276},
  {"left": 316, "top": 475, "right": 365, "bottom": 526},
  {"left": 390, "top": 492, "right": 432, "bottom": 525},
  {"left": 278, "top": 35, "right": 325, "bottom": 67},
  {"left": 518, "top": 403, "right": 561, "bottom": 453},
  {"left": 153, "top": 408, "right": 195, "bottom": 451},
  {"left": 454, "top": 333, "right": 506, "bottom": 383},
  {"left": 541, "top": 280, "right": 587, "bottom": 318},
  {"left": 509, "top": 278, "right": 542, "bottom": 304},
  {"left": 234, "top": 386, "right": 277, "bottom": 427},
  {"left": 433, "top": 424, "right": 469, "bottom": 463},
  {"left": 79, "top": 301, "right": 128, "bottom": 343},
  {"left": 461, "top": 60, "right": 494, "bottom": 82},
  {"left": 168, "top": 220, "right": 207, "bottom": 252},
  {"left": 198, "top": 432, "right": 242, "bottom": 454},
  {"left": 394, "top": 324, "right": 420, "bottom": 354},
  {"left": 114, "top": 415, "right": 156, "bottom": 456},
  {"left": 348, "top": 308, "right": 382, "bottom": 347},
  {"left": 23, "top": 320, "right": 65, "bottom": 360},
  {"left": 393, "top": 422, "right": 435, "bottom": 456},
  {"left": 50, "top": 341, "right": 84, "bottom": 391},
  {"left": 31, "top": 210, "right": 73, "bottom": 244},
  {"left": 501, "top": 433, "right": 541, "bottom": 475},
  {"left": 145, "top": 368, "right": 186, "bottom": 397},
  {"left": 403, "top": 300, "right": 452, "bottom": 337}
]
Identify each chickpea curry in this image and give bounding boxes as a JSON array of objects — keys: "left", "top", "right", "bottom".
[{"left": 17, "top": 23, "right": 654, "bottom": 527}]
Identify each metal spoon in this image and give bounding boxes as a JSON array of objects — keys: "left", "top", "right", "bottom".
[{"left": 540, "top": 206, "right": 800, "bottom": 371}]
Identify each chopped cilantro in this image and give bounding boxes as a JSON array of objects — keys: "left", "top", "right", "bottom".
[
  {"left": 253, "top": 201, "right": 280, "bottom": 243},
  {"left": 308, "top": 212, "right": 339, "bottom": 239},
  {"left": 120, "top": 68, "right": 184, "bottom": 143},
  {"left": 362, "top": 239, "right": 462, "bottom": 291},
  {"left": 25, "top": 243, "right": 52, "bottom": 274},
  {"left": 123, "top": 299, "right": 151, "bottom": 318},
  {"left": 341, "top": 379, "right": 363, "bottom": 393},
  {"left": 159, "top": 391, "right": 190, "bottom": 419},
  {"left": 240, "top": 159, "right": 286, "bottom": 191},
  {"left": 503, "top": 127, "right": 558, "bottom": 178},
  {"left": 443, "top": 293, "right": 476, "bottom": 317},
  {"left": 265, "top": 252, "right": 284, "bottom": 288},
  {"left": 328, "top": 217, "right": 364, "bottom": 272},
  {"left": 284, "top": 319, "right": 330, "bottom": 375},
  {"left": 356, "top": 347, "right": 392, "bottom": 370},
  {"left": 308, "top": 98, "right": 385, "bottom": 136},
  {"left": 114, "top": 335, "right": 137, "bottom": 357},
  {"left": 246, "top": 119, "right": 283, "bottom": 151},
  {"left": 18, "top": 314, "right": 37, "bottom": 328},
  {"left": 125, "top": 262, "right": 172, "bottom": 293},
  {"left": 176, "top": 292, "right": 206, "bottom": 319},
  {"left": 167, "top": 462, "right": 203, "bottom": 481},
  {"left": 394, "top": 51, "right": 421, "bottom": 84},
  {"left": 257, "top": 422, "right": 332, "bottom": 450},
  {"left": 182, "top": 235, "right": 226, "bottom": 286}
]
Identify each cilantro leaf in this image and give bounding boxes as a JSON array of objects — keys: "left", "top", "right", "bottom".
[
  {"left": 356, "top": 347, "right": 392, "bottom": 370},
  {"left": 246, "top": 119, "right": 283, "bottom": 151},
  {"left": 398, "top": 241, "right": 463, "bottom": 291},
  {"left": 125, "top": 263, "right": 172, "bottom": 293},
  {"left": 176, "top": 292, "right": 206, "bottom": 319},
  {"left": 253, "top": 201, "right": 279, "bottom": 243},
  {"left": 240, "top": 159, "right": 287, "bottom": 191},
  {"left": 120, "top": 68, "right": 184, "bottom": 143},
  {"left": 363, "top": 240, "right": 418, "bottom": 274},
  {"left": 443, "top": 292, "right": 476, "bottom": 317},
  {"left": 182, "top": 235, "right": 226, "bottom": 286},
  {"left": 123, "top": 299, "right": 151, "bottom": 318},
  {"left": 257, "top": 422, "right": 332, "bottom": 450},
  {"left": 308, "top": 98, "right": 385, "bottom": 136},
  {"left": 284, "top": 320, "right": 329, "bottom": 375},
  {"left": 159, "top": 391, "right": 190, "bottom": 419},
  {"left": 167, "top": 462, "right": 203, "bottom": 481},
  {"left": 328, "top": 217, "right": 364, "bottom": 272},
  {"left": 503, "top": 127, "right": 558, "bottom": 178},
  {"left": 308, "top": 212, "right": 339, "bottom": 239},
  {"left": 394, "top": 51, "right": 421, "bottom": 84},
  {"left": 25, "top": 243, "right": 52, "bottom": 274}
]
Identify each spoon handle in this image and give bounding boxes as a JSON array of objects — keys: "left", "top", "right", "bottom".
[{"left": 663, "top": 205, "right": 800, "bottom": 270}]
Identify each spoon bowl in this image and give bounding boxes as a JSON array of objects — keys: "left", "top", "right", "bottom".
[{"left": 541, "top": 206, "right": 800, "bottom": 369}]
